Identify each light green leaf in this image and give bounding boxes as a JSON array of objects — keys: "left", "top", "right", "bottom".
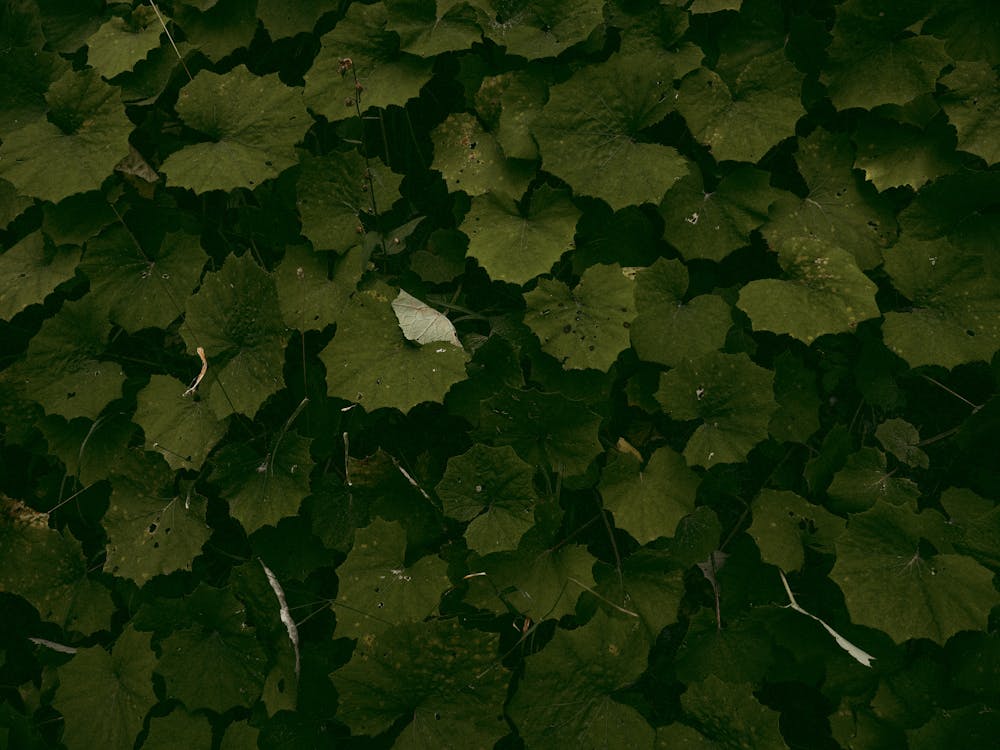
[
  {"left": 464, "top": 529, "right": 596, "bottom": 620},
  {"left": 0, "top": 497, "right": 114, "bottom": 635},
  {"left": 11, "top": 297, "right": 125, "bottom": 420},
  {"left": 436, "top": 444, "right": 537, "bottom": 555},
  {"left": 332, "top": 619, "right": 508, "bottom": 742},
  {"left": 333, "top": 518, "right": 450, "bottom": 638},
  {"left": 296, "top": 149, "right": 401, "bottom": 253},
  {"left": 392, "top": 290, "right": 461, "bottom": 346},
  {"left": 882, "top": 236, "right": 1000, "bottom": 368},
  {"left": 939, "top": 61, "right": 1000, "bottom": 165},
  {"left": 53, "top": 628, "right": 156, "bottom": 750},
  {"left": 747, "top": 489, "right": 845, "bottom": 572},
  {"left": 875, "top": 419, "right": 929, "bottom": 469},
  {"left": 485, "top": 69, "right": 548, "bottom": 161},
  {"left": 386, "top": 0, "right": 483, "bottom": 57},
  {"left": 738, "top": 237, "right": 880, "bottom": 344},
  {"left": 273, "top": 244, "right": 365, "bottom": 330},
  {"left": 81, "top": 227, "right": 205, "bottom": 333},
  {"left": 463, "top": 185, "right": 579, "bottom": 284},
  {"left": 182, "top": 253, "right": 289, "bottom": 418},
  {"left": 630, "top": 258, "right": 731, "bottom": 368},
  {"left": 256, "top": 0, "right": 337, "bottom": 40},
  {"left": 134, "top": 375, "right": 228, "bottom": 471},
  {"left": 156, "top": 597, "right": 269, "bottom": 712},
  {"left": 478, "top": 387, "right": 603, "bottom": 478},
  {"left": 321, "top": 286, "right": 468, "bottom": 412},
  {"left": 304, "top": 2, "right": 432, "bottom": 118},
  {"left": 659, "top": 167, "right": 781, "bottom": 262},
  {"left": 826, "top": 448, "right": 921, "bottom": 514},
  {"left": 473, "top": 0, "right": 604, "bottom": 59},
  {"left": 524, "top": 262, "right": 635, "bottom": 371},
  {"left": 0, "top": 68, "right": 132, "bottom": 203},
  {"left": 656, "top": 352, "right": 777, "bottom": 468},
  {"left": 85, "top": 12, "right": 162, "bottom": 79},
  {"left": 508, "top": 612, "right": 654, "bottom": 749},
  {"left": 430, "top": 112, "right": 534, "bottom": 198},
  {"left": 0, "top": 232, "right": 80, "bottom": 320},
  {"left": 533, "top": 48, "right": 700, "bottom": 210},
  {"left": 141, "top": 709, "right": 212, "bottom": 750},
  {"left": 209, "top": 433, "right": 313, "bottom": 535},
  {"left": 599, "top": 446, "right": 699, "bottom": 545},
  {"left": 0, "top": 177, "right": 33, "bottom": 227},
  {"left": 161, "top": 66, "right": 311, "bottom": 193},
  {"left": 852, "top": 115, "right": 963, "bottom": 190},
  {"left": 823, "top": 2, "right": 951, "bottom": 111},
  {"left": 831, "top": 501, "right": 1000, "bottom": 644},
  {"left": 762, "top": 129, "right": 896, "bottom": 270},
  {"left": 104, "top": 475, "right": 210, "bottom": 585},
  {"left": 676, "top": 50, "right": 804, "bottom": 163},
  {"left": 681, "top": 676, "right": 788, "bottom": 749}
]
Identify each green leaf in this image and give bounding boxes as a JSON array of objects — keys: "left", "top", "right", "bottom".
[
  {"left": 924, "top": 0, "right": 1000, "bottom": 65},
  {"left": 209, "top": 433, "right": 313, "bottom": 535},
  {"left": 483, "top": 69, "right": 548, "bottom": 161},
  {"left": 273, "top": 244, "right": 365, "bottom": 330},
  {"left": 941, "top": 487, "right": 1000, "bottom": 572},
  {"left": 473, "top": 0, "right": 604, "bottom": 59},
  {"left": 10, "top": 297, "right": 125, "bottom": 420},
  {"left": 37, "top": 412, "right": 141, "bottom": 486},
  {"left": 738, "top": 237, "right": 880, "bottom": 344},
  {"left": 320, "top": 286, "right": 469, "bottom": 412},
  {"left": 435, "top": 444, "right": 537, "bottom": 555},
  {"left": 332, "top": 619, "right": 508, "bottom": 742},
  {"left": 386, "top": 0, "right": 484, "bottom": 57},
  {"left": 52, "top": 628, "right": 156, "bottom": 750},
  {"left": 81, "top": 227, "right": 205, "bottom": 333},
  {"left": 0, "top": 497, "right": 114, "bottom": 635},
  {"left": 875, "top": 419, "right": 929, "bottom": 469},
  {"left": 656, "top": 352, "right": 777, "bottom": 469},
  {"left": 141, "top": 709, "right": 212, "bottom": 750},
  {"left": 676, "top": 50, "right": 804, "bottom": 163},
  {"left": 0, "top": 231, "right": 80, "bottom": 320},
  {"left": 675, "top": 609, "right": 773, "bottom": 685},
  {"left": 160, "top": 65, "right": 312, "bottom": 193},
  {"left": 851, "top": 114, "right": 962, "bottom": 191},
  {"left": 747, "top": 489, "right": 845, "bottom": 572},
  {"left": 826, "top": 448, "right": 920, "bottom": 514},
  {"left": 594, "top": 549, "right": 686, "bottom": 638},
  {"left": 939, "top": 62, "right": 1000, "bottom": 165},
  {"left": 182, "top": 253, "right": 289, "bottom": 418},
  {"left": 532, "top": 48, "right": 699, "bottom": 210},
  {"left": 431, "top": 112, "right": 534, "bottom": 198},
  {"left": 333, "top": 518, "right": 450, "bottom": 638},
  {"left": 85, "top": 12, "right": 162, "bottom": 79},
  {"left": 599, "top": 446, "right": 699, "bottom": 545},
  {"left": 762, "top": 129, "right": 896, "bottom": 271},
  {"left": 508, "top": 612, "right": 654, "bottom": 749},
  {"left": 464, "top": 528, "right": 596, "bottom": 620},
  {"left": 769, "top": 351, "right": 821, "bottom": 443},
  {"left": 823, "top": 1, "right": 951, "bottom": 111},
  {"left": 0, "top": 68, "right": 132, "bottom": 203},
  {"left": 392, "top": 290, "right": 461, "bottom": 346},
  {"left": 478, "top": 387, "right": 602, "bottom": 478},
  {"left": 304, "top": 2, "right": 432, "bottom": 118},
  {"left": 681, "top": 676, "right": 788, "bottom": 749},
  {"left": 831, "top": 501, "right": 1000, "bottom": 644},
  {"left": 104, "top": 475, "right": 210, "bottom": 585},
  {"left": 256, "top": 0, "right": 337, "bottom": 40},
  {"left": 881, "top": 236, "right": 1000, "bottom": 368},
  {"left": 155, "top": 590, "right": 270, "bottom": 712},
  {"left": 173, "top": 0, "right": 258, "bottom": 62},
  {"left": 133, "top": 375, "right": 228, "bottom": 471},
  {"left": 463, "top": 185, "right": 579, "bottom": 285},
  {"left": 524, "top": 262, "right": 635, "bottom": 371},
  {"left": 658, "top": 167, "right": 781, "bottom": 262},
  {"left": 630, "top": 258, "right": 731, "bottom": 368},
  {"left": 295, "top": 149, "right": 401, "bottom": 253}
]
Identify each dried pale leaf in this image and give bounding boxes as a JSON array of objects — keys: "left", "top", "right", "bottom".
[{"left": 391, "top": 290, "right": 461, "bottom": 347}]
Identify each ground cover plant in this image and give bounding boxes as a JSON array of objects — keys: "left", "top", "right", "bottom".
[{"left": 0, "top": 0, "right": 999, "bottom": 747}]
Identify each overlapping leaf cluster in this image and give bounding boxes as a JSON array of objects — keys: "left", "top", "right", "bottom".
[{"left": 1, "top": 1, "right": 998, "bottom": 748}]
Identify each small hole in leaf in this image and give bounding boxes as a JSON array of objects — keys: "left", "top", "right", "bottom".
[{"left": 148, "top": 523, "right": 157, "bottom": 533}]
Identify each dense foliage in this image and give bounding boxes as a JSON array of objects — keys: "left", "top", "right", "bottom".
[{"left": 1, "top": 0, "right": 999, "bottom": 748}]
